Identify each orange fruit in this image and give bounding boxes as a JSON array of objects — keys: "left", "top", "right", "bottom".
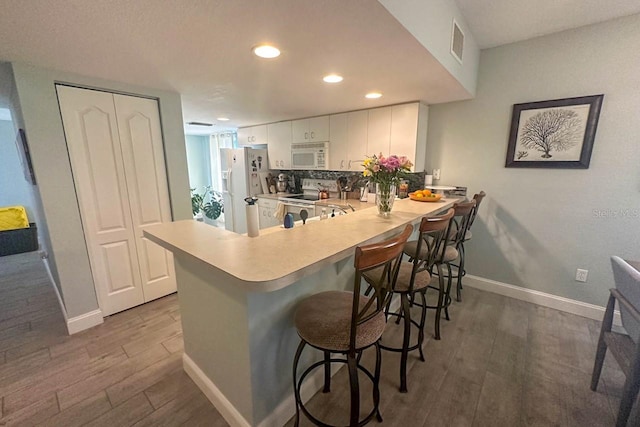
[{"left": 423, "top": 189, "right": 432, "bottom": 196}]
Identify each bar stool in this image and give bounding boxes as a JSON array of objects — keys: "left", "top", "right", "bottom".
[
  {"left": 455, "top": 191, "right": 486, "bottom": 301},
  {"left": 292, "top": 224, "right": 412, "bottom": 427},
  {"left": 443, "top": 200, "right": 478, "bottom": 303},
  {"left": 375, "top": 208, "right": 454, "bottom": 392}
]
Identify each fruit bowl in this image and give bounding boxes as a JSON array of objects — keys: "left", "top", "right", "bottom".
[{"left": 409, "top": 192, "right": 442, "bottom": 202}]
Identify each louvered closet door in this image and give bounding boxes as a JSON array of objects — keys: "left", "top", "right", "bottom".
[
  {"left": 113, "top": 95, "right": 176, "bottom": 302},
  {"left": 57, "top": 86, "right": 145, "bottom": 315}
]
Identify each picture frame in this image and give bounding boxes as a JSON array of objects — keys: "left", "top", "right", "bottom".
[
  {"left": 15, "top": 129, "right": 37, "bottom": 185},
  {"left": 505, "top": 94, "right": 604, "bottom": 169}
]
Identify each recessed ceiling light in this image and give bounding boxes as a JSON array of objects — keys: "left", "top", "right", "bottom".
[
  {"left": 217, "top": 117, "right": 230, "bottom": 121},
  {"left": 365, "top": 92, "right": 382, "bottom": 99},
  {"left": 253, "top": 45, "right": 281, "bottom": 59},
  {"left": 323, "top": 74, "right": 343, "bottom": 83}
]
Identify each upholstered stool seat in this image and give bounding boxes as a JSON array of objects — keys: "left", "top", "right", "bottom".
[
  {"left": 364, "top": 263, "right": 431, "bottom": 293},
  {"left": 464, "top": 230, "right": 472, "bottom": 241},
  {"left": 404, "top": 240, "right": 458, "bottom": 264},
  {"left": 292, "top": 225, "right": 413, "bottom": 427},
  {"left": 294, "top": 291, "right": 386, "bottom": 352}
]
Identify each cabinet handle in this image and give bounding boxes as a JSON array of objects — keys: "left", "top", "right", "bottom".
[
  {"left": 340, "top": 160, "right": 344, "bottom": 169},
  {"left": 348, "top": 160, "right": 352, "bottom": 169},
  {"left": 305, "top": 132, "right": 309, "bottom": 140},
  {"left": 311, "top": 131, "right": 315, "bottom": 139}
]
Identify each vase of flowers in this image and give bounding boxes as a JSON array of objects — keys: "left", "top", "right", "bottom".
[{"left": 363, "top": 153, "right": 413, "bottom": 217}]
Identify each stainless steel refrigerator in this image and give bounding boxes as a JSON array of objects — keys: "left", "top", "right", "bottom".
[{"left": 220, "top": 147, "right": 269, "bottom": 234}]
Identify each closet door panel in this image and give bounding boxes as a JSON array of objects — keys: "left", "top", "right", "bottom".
[
  {"left": 114, "top": 94, "right": 177, "bottom": 302},
  {"left": 56, "top": 85, "right": 145, "bottom": 316}
]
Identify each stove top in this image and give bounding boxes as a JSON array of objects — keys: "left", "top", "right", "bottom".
[{"left": 286, "top": 194, "right": 320, "bottom": 201}]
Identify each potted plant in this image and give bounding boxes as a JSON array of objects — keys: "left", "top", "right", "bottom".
[
  {"left": 363, "top": 153, "right": 413, "bottom": 217},
  {"left": 191, "top": 186, "right": 224, "bottom": 221}
]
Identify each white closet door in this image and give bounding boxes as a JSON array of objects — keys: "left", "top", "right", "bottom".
[
  {"left": 57, "top": 86, "right": 145, "bottom": 315},
  {"left": 113, "top": 95, "right": 177, "bottom": 301}
]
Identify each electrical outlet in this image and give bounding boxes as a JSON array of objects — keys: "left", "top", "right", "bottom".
[
  {"left": 433, "top": 169, "right": 441, "bottom": 180},
  {"left": 576, "top": 269, "right": 588, "bottom": 282}
]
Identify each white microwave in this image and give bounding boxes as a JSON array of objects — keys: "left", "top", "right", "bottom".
[{"left": 291, "top": 142, "right": 329, "bottom": 170}]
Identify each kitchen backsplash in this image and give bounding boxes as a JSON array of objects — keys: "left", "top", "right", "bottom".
[{"left": 278, "top": 169, "right": 428, "bottom": 194}]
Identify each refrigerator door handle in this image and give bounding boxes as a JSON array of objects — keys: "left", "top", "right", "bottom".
[{"left": 228, "top": 169, "right": 233, "bottom": 196}]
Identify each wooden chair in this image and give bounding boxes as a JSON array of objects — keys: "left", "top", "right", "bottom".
[
  {"left": 591, "top": 256, "right": 640, "bottom": 427},
  {"left": 292, "top": 224, "right": 412, "bottom": 427},
  {"left": 375, "top": 208, "right": 454, "bottom": 392}
]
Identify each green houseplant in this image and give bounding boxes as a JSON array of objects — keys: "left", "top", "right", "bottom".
[{"left": 191, "top": 186, "right": 224, "bottom": 220}]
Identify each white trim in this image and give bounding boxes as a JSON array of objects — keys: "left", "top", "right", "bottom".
[
  {"left": 66, "top": 309, "right": 103, "bottom": 334},
  {"left": 40, "top": 252, "right": 68, "bottom": 322},
  {"left": 464, "top": 274, "right": 621, "bottom": 326},
  {"left": 183, "top": 353, "right": 252, "bottom": 427}
]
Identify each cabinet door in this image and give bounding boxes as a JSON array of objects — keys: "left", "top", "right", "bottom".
[
  {"left": 252, "top": 125, "right": 268, "bottom": 145},
  {"left": 390, "top": 103, "right": 428, "bottom": 171},
  {"left": 114, "top": 94, "right": 177, "bottom": 303},
  {"left": 291, "top": 119, "right": 309, "bottom": 143},
  {"left": 347, "top": 110, "right": 368, "bottom": 171},
  {"left": 329, "top": 114, "right": 348, "bottom": 170},
  {"left": 57, "top": 86, "right": 145, "bottom": 316},
  {"left": 367, "top": 107, "right": 391, "bottom": 157},
  {"left": 309, "top": 116, "right": 329, "bottom": 141},
  {"left": 237, "top": 127, "right": 253, "bottom": 146},
  {"left": 267, "top": 121, "right": 292, "bottom": 169}
]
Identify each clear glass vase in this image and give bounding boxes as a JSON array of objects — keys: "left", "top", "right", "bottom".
[{"left": 376, "top": 183, "right": 396, "bottom": 217}]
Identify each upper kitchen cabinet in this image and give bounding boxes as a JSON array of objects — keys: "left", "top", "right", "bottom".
[
  {"left": 238, "top": 125, "right": 268, "bottom": 146},
  {"left": 390, "top": 103, "right": 428, "bottom": 171},
  {"left": 292, "top": 116, "right": 329, "bottom": 143},
  {"left": 329, "top": 113, "right": 348, "bottom": 171},
  {"left": 346, "top": 110, "right": 368, "bottom": 171},
  {"left": 367, "top": 107, "right": 392, "bottom": 156},
  {"left": 267, "top": 121, "right": 292, "bottom": 169}
]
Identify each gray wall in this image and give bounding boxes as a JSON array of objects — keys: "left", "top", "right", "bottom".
[
  {"left": 10, "top": 62, "right": 192, "bottom": 318},
  {"left": 426, "top": 14, "right": 640, "bottom": 306}
]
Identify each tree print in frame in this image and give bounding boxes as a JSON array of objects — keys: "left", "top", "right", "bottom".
[{"left": 505, "top": 95, "right": 604, "bottom": 168}]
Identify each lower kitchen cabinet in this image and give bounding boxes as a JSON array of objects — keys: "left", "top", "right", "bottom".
[{"left": 258, "top": 198, "right": 281, "bottom": 229}]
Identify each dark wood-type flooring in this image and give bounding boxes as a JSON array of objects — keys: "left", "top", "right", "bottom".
[{"left": 0, "top": 252, "right": 630, "bottom": 426}]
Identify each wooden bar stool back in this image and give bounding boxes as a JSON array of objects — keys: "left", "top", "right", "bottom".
[{"left": 292, "top": 224, "right": 413, "bottom": 427}]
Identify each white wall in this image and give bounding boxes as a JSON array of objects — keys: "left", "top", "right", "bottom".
[
  {"left": 378, "top": 0, "right": 479, "bottom": 97},
  {"left": 10, "top": 62, "right": 192, "bottom": 318},
  {"left": 426, "top": 14, "right": 640, "bottom": 306}
]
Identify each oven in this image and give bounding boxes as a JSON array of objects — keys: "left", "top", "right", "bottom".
[{"left": 279, "top": 200, "right": 316, "bottom": 222}]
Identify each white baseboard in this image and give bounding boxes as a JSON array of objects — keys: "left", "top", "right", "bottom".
[
  {"left": 183, "top": 353, "right": 252, "bottom": 427},
  {"left": 464, "top": 274, "right": 621, "bottom": 326},
  {"left": 66, "top": 309, "right": 103, "bottom": 334}
]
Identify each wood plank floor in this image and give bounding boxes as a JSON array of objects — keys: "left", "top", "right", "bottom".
[{"left": 0, "top": 251, "right": 630, "bottom": 426}]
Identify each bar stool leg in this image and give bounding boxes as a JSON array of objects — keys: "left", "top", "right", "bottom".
[
  {"left": 418, "top": 290, "right": 427, "bottom": 362},
  {"left": 292, "top": 340, "right": 306, "bottom": 427},
  {"left": 444, "top": 263, "right": 453, "bottom": 321},
  {"left": 374, "top": 343, "right": 383, "bottom": 422},
  {"left": 400, "top": 292, "right": 411, "bottom": 393},
  {"left": 347, "top": 352, "right": 360, "bottom": 427},
  {"left": 435, "top": 264, "right": 446, "bottom": 340},
  {"left": 456, "top": 243, "right": 466, "bottom": 302},
  {"left": 323, "top": 351, "right": 331, "bottom": 393}
]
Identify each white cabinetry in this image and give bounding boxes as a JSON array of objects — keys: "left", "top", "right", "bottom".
[
  {"left": 292, "top": 116, "right": 329, "bottom": 143},
  {"left": 238, "top": 125, "right": 268, "bottom": 146},
  {"left": 367, "top": 107, "right": 392, "bottom": 157},
  {"left": 346, "top": 110, "right": 369, "bottom": 171},
  {"left": 329, "top": 113, "right": 348, "bottom": 170},
  {"left": 266, "top": 121, "right": 292, "bottom": 169},
  {"left": 257, "top": 198, "right": 280, "bottom": 229},
  {"left": 56, "top": 85, "right": 177, "bottom": 316},
  {"left": 389, "top": 103, "right": 428, "bottom": 171}
]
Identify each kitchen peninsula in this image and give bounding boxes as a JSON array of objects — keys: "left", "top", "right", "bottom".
[{"left": 144, "top": 197, "right": 457, "bottom": 427}]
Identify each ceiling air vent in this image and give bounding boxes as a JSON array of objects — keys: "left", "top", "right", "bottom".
[
  {"left": 451, "top": 19, "right": 464, "bottom": 64},
  {"left": 187, "top": 121, "right": 213, "bottom": 127}
]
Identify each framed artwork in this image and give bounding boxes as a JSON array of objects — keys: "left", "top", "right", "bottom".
[
  {"left": 15, "top": 129, "right": 37, "bottom": 185},
  {"left": 505, "top": 94, "right": 604, "bottom": 169}
]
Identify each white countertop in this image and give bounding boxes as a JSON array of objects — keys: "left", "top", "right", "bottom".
[{"left": 144, "top": 197, "right": 457, "bottom": 292}]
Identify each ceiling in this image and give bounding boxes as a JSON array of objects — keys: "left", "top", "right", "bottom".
[
  {"left": 455, "top": 0, "right": 640, "bottom": 48},
  {"left": 1, "top": 0, "right": 639, "bottom": 134}
]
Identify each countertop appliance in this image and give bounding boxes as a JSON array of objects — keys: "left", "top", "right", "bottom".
[
  {"left": 220, "top": 147, "right": 270, "bottom": 234},
  {"left": 291, "top": 142, "right": 329, "bottom": 170}
]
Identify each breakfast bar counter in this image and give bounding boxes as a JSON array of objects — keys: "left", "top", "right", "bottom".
[{"left": 144, "top": 197, "right": 457, "bottom": 427}]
